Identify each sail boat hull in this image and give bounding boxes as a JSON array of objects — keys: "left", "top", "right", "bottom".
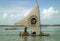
[
  {"left": 19, "top": 31, "right": 49, "bottom": 36},
  {"left": 19, "top": 33, "right": 49, "bottom": 36}
]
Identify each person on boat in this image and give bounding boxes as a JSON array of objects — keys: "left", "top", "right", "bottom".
[
  {"left": 24, "top": 27, "right": 29, "bottom": 35},
  {"left": 19, "top": 26, "right": 29, "bottom": 36},
  {"left": 40, "top": 32, "right": 44, "bottom": 35}
]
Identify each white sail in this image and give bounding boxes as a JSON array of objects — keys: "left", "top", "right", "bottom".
[{"left": 14, "top": 3, "right": 40, "bottom": 32}]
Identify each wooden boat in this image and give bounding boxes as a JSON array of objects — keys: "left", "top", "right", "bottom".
[
  {"left": 14, "top": 1, "right": 50, "bottom": 36},
  {"left": 19, "top": 31, "right": 50, "bottom": 36}
]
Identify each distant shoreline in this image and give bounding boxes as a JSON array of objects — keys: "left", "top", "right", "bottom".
[{"left": 0, "top": 25, "right": 60, "bottom": 27}]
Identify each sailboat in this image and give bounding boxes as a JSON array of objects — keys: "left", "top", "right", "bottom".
[{"left": 14, "top": 2, "right": 49, "bottom": 36}]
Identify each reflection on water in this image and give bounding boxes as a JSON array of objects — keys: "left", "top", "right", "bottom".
[
  {"left": 0, "top": 26, "right": 60, "bottom": 41},
  {"left": 19, "top": 36, "right": 55, "bottom": 41},
  {"left": 19, "top": 36, "right": 41, "bottom": 41}
]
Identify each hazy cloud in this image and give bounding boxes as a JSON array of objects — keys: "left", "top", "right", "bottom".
[
  {"left": 3, "top": 13, "right": 8, "bottom": 19},
  {"left": 41, "top": 7, "right": 59, "bottom": 19},
  {"left": 0, "top": 7, "right": 31, "bottom": 25}
]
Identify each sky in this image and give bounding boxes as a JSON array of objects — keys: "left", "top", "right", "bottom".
[{"left": 0, "top": 0, "right": 60, "bottom": 25}]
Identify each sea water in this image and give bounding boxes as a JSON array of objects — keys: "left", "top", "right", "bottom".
[{"left": 0, "top": 26, "right": 60, "bottom": 41}]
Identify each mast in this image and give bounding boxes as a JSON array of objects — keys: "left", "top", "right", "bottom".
[{"left": 36, "top": 0, "right": 41, "bottom": 33}]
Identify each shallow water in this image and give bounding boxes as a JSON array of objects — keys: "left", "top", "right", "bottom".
[{"left": 0, "top": 26, "right": 60, "bottom": 41}]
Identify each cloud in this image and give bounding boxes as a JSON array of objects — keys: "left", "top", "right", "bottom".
[
  {"left": 41, "top": 7, "right": 59, "bottom": 19},
  {"left": 3, "top": 13, "right": 8, "bottom": 19},
  {"left": 0, "top": 7, "right": 31, "bottom": 18},
  {"left": 0, "top": 7, "right": 31, "bottom": 25}
]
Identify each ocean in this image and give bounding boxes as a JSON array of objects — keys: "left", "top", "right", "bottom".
[{"left": 0, "top": 26, "right": 60, "bottom": 41}]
